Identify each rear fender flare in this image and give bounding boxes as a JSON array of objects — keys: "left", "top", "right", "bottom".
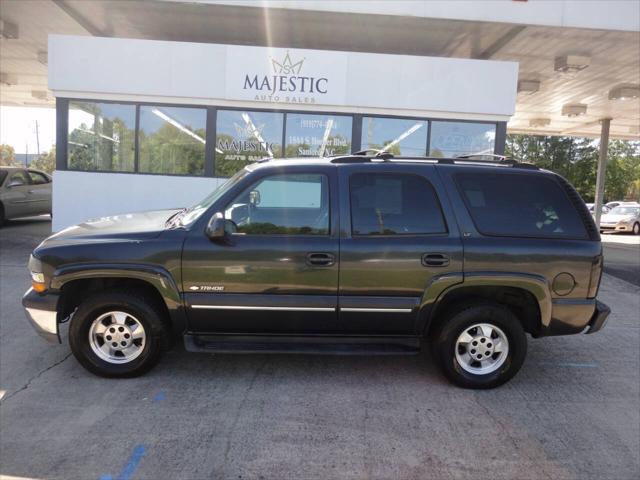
[{"left": 419, "top": 271, "right": 552, "bottom": 334}]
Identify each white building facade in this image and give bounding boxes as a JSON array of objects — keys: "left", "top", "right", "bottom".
[{"left": 49, "top": 34, "right": 518, "bottom": 229}]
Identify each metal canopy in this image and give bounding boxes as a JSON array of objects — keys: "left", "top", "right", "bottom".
[{"left": 0, "top": 0, "right": 638, "bottom": 140}]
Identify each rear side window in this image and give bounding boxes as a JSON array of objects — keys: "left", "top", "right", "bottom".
[
  {"left": 28, "top": 171, "right": 49, "bottom": 184},
  {"left": 350, "top": 173, "right": 447, "bottom": 235},
  {"left": 455, "top": 172, "right": 588, "bottom": 239}
]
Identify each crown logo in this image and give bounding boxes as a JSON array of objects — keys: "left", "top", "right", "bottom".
[
  {"left": 234, "top": 122, "right": 266, "bottom": 140},
  {"left": 271, "top": 51, "right": 304, "bottom": 75}
]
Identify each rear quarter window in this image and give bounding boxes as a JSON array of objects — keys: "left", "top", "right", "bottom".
[{"left": 455, "top": 172, "right": 588, "bottom": 239}]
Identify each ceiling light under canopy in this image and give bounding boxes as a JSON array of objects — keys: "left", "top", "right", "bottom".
[
  {"left": 609, "top": 84, "right": 640, "bottom": 101},
  {"left": 562, "top": 103, "right": 588, "bottom": 117}
]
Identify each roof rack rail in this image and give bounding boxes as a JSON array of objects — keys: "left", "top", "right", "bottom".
[
  {"left": 329, "top": 154, "right": 539, "bottom": 169},
  {"left": 456, "top": 153, "right": 509, "bottom": 161},
  {"left": 332, "top": 150, "right": 394, "bottom": 163}
]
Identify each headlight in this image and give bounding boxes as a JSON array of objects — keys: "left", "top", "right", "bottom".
[
  {"left": 30, "top": 271, "right": 45, "bottom": 283},
  {"left": 30, "top": 271, "right": 47, "bottom": 292}
]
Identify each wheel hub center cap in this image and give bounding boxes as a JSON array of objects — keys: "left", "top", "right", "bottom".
[
  {"left": 104, "top": 325, "right": 133, "bottom": 350},
  {"left": 468, "top": 336, "right": 494, "bottom": 361}
]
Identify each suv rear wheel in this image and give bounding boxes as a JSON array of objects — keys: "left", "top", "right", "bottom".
[
  {"left": 432, "top": 303, "right": 527, "bottom": 389},
  {"left": 69, "top": 291, "right": 167, "bottom": 377}
]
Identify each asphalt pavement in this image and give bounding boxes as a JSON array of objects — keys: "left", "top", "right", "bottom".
[
  {"left": 602, "top": 234, "right": 640, "bottom": 286},
  {"left": 1, "top": 218, "right": 639, "bottom": 480}
]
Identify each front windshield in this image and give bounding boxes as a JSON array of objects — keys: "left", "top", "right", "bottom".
[
  {"left": 610, "top": 206, "right": 640, "bottom": 216},
  {"left": 174, "top": 169, "right": 249, "bottom": 227}
]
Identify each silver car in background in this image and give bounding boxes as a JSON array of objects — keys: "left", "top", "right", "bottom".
[
  {"left": 0, "top": 166, "right": 52, "bottom": 226},
  {"left": 586, "top": 203, "right": 610, "bottom": 216},
  {"left": 599, "top": 204, "right": 640, "bottom": 235}
]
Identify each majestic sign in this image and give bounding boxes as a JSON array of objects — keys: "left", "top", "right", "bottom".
[{"left": 226, "top": 46, "right": 348, "bottom": 106}]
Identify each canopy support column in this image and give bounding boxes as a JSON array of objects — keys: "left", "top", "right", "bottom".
[{"left": 593, "top": 118, "right": 611, "bottom": 227}]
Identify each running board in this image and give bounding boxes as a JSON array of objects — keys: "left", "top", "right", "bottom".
[{"left": 184, "top": 334, "right": 421, "bottom": 355}]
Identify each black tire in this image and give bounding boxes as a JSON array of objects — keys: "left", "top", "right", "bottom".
[
  {"left": 69, "top": 290, "right": 168, "bottom": 378},
  {"left": 432, "top": 303, "right": 527, "bottom": 389},
  {"left": 0, "top": 203, "right": 5, "bottom": 227}
]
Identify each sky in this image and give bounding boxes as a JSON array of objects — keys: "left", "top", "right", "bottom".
[{"left": 0, "top": 106, "right": 56, "bottom": 155}]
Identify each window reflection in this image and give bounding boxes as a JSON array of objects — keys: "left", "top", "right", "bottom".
[
  {"left": 225, "top": 174, "right": 329, "bottom": 235},
  {"left": 429, "top": 121, "right": 496, "bottom": 158},
  {"left": 285, "top": 114, "right": 351, "bottom": 157},
  {"left": 138, "top": 106, "right": 206, "bottom": 175},
  {"left": 68, "top": 102, "right": 135, "bottom": 172},
  {"left": 216, "top": 110, "right": 283, "bottom": 177},
  {"left": 361, "top": 117, "right": 427, "bottom": 156}
]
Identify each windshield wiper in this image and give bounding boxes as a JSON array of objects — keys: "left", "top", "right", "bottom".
[{"left": 165, "top": 208, "right": 188, "bottom": 229}]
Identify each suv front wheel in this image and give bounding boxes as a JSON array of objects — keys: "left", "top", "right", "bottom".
[
  {"left": 432, "top": 303, "right": 527, "bottom": 389},
  {"left": 69, "top": 291, "right": 168, "bottom": 377}
]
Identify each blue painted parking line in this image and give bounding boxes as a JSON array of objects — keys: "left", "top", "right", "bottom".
[
  {"left": 99, "top": 444, "right": 147, "bottom": 480},
  {"left": 539, "top": 362, "right": 599, "bottom": 368},
  {"left": 153, "top": 392, "right": 166, "bottom": 402}
]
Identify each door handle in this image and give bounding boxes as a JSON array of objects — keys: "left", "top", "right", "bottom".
[
  {"left": 306, "top": 252, "right": 335, "bottom": 267},
  {"left": 422, "top": 253, "right": 450, "bottom": 267}
]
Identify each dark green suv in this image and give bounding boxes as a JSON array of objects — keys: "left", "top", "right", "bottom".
[{"left": 22, "top": 153, "right": 610, "bottom": 388}]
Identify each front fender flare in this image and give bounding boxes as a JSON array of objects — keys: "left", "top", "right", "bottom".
[{"left": 50, "top": 263, "right": 185, "bottom": 333}]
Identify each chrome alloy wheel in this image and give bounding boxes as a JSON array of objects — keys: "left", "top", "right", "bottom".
[
  {"left": 454, "top": 323, "right": 509, "bottom": 375},
  {"left": 88, "top": 311, "right": 146, "bottom": 364}
]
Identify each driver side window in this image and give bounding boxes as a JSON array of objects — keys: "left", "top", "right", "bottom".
[{"left": 224, "top": 173, "right": 329, "bottom": 235}]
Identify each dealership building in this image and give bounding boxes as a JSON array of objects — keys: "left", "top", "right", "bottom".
[{"left": 0, "top": 0, "right": 638, "bottom": 230}]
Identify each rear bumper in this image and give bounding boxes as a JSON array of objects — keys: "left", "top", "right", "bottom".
[
  {"left": 542, "top": 298, "right": 610, "bottom": 336},
  {"left": 22, "top": 288, "right": 61, "bottom": 344},
  {"left": 585, "top": 300, "right": 611, "bottom": 334}
]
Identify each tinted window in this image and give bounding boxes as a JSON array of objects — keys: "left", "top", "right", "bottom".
[
  {"left": 138, "top": 106, "right": 206, "bottom": 175},
  {"left": 285, "top": 114, "right": 351, "bottom": 157},
  {"left": 0, "top": 170, "right": 8, "bottom": 186},
  {"left": 350, "top": 173, "right": 446, "bottom": 235},
  {"left": 225, "top": 174, "right": 329, "bottom": 235},
  {"left": 456, "top": 172, "right": 588, "bottom": 238},
  {"left": 430, "top": 121, "right": 496, "bottom": 157},
  {"left": 68, "top": 101, "right": 135, "bottom": 172},
  {"left": 28, "top": 171, "right": 49, "bottom": 184},
  {"left": 361, "top": 117, "right": 427, "bottom": 156},
  {"left": 216, "top": 110, "right": 283, "bottom": 177}
]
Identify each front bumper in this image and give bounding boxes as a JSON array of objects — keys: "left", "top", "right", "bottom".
[
  {"left": 22, "top": 287, "right": 61, "bottom": 344},
  {"left": 585, "top": 300, "right": 611, "bottom": 334},
  {"left": 600, "top": 223, "right": 633, "bottom": 232}
]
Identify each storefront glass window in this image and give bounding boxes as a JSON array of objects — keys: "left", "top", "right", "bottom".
[
  {"left": 361, "top": 117, "right": 427, "bottom": 156},
  {"left": 68, "top": 101, "right": 135, "bottom": 172},
  {"left": 215, "top": 110, "right": 283, "bottom": 177},
  {"left": 285, "top": 114, "right": 352, "bottom": 157},
  {"left": 429, "top": 121, "right": 496, "bottom": 158},
  {"left": 138, "top": 106, "right": 206, "bottom": 175}
]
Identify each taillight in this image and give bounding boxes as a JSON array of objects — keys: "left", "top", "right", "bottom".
[{"left": 587, "top": 254, "right": 603, "bottom": 298}]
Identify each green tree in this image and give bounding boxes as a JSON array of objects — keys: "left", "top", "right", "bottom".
[
  {"left": 506, "top": 135, "right": 640, "bottom": 202},
  {"left": 0, "top": 144, "right": 16, "bottom": 166},
  {"left": 30, "top": 146, "right": 56, "bottom": 174}
]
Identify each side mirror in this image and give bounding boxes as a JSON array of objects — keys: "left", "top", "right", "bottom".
[
  {"left": 249, "top": 190, "right": 261, "bottom": 206},
  {"left": 205, "top": 212, "right": 226, "bottom": 240}
]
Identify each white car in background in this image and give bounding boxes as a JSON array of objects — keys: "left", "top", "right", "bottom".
[{"left": 599, "top": 204, "right": 640, "bottom": 235}]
